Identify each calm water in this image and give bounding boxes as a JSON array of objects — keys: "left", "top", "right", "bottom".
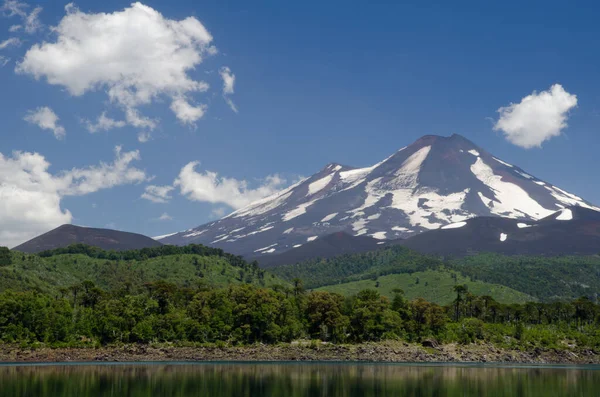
[{"left": 0, "top": 361, "right": 599, "bottom": 396}]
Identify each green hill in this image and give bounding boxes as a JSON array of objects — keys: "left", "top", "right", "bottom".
[
  {"left": 0, "top": 244, "right": 286, "bottom": 294},
  {"left": 316, "top": 270, "right": 534, "bottom": 305}
]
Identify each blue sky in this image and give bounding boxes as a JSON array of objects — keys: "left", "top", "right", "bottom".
[{"left": 1, "top": 0, "right": 599, "bottom": 246}]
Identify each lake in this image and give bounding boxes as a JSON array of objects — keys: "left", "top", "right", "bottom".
[{"left": 0, "top": 362, "right": 598, "bottom": 396}]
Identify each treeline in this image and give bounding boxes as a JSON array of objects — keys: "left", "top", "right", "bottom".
[
  {"left": 35, "top": 244, "right": 254, "bottom": 270},
  {"left": 2, "top": 280, "right": 600, "bottom": 349}
]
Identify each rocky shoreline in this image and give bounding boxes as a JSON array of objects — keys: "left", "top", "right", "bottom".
[{"left": 0, "top": 342, "right": 598, "bottom": 365}]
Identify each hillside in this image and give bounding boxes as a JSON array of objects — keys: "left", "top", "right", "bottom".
[
  {"left": 14, "top": 224, "right": 162, "bottom": 253},
  {"left": 256, "top": 232, "right": 384, "bottom": 268},
  {"left": 397, "top": 206, "right": 600, "bottom": 257},
  {"left": 0, "top": 245, "right": 286, "bottom": 294},
  {"left": 450, "top": 253, "right": 600, "bottom": 301},
  {"left": 316, "top": 270, "right": 534, "bottom": 305},
  {"left": 270, "top": 245, "right": 441, "bottom": 289}
]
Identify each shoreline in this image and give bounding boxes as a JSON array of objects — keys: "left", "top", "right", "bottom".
[{"left": 1, "top": 342, "right": 598, "bottom": 365}]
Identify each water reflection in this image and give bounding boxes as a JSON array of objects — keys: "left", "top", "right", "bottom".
[{"left": 0, "top": 362, "right": 598, "bottom": 396}]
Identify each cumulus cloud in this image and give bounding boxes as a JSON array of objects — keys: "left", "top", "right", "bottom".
[
  {"left": 0, "top": 146, "right": 148, "bottom": 247},
  {"left": 16, "top": 2, "right": 216, "bottom": 131},
  {"left": 83, "top": 112, "right": 126, "bottom": 133},
  {"left": 1, "top": 1, "right": 42, "bottom": 33},
  {"left": 0, "top": 56, "right": 8, "bottom": 67},
  {"left": 24, "top": 106, "right": 66, "bottom": 139},
  {"left": 174, "top": 162, "right": 286, "bottom": 209},
  {"left": 219, "top": 66, "right": 238, "bottom": 113},
  {"left": 141, "top": 185, "right": 175, "bottom": 203},
  {"left": 170, "top": 97, "right": 207, "bottom": 125},
  {"left": 158, "top": 212, "right": 172, "bottom": 221},
  {"left": 58, "top": 146, "right": 149, "bottom": 196},
  {"left": 494, "top": 84, "right": 578, "bottom": 149},
  {"left": 0, "top": 37, "right": 20, "bottom": 49}
]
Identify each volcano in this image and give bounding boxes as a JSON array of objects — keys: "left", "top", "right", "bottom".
[{"left": 159, "top": 134, "right": 598, "bottom": 257}]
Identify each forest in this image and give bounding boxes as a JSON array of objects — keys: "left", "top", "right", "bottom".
[
  {"left": 1, "top": 278, "right": 600, "bottom": 350},
  {"left": 2, "top": 243, "right": 600, "bottom": 350}
]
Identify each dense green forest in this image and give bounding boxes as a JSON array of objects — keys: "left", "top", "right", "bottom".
[
  {"left": 0, "top": 243, "right": 600, "bottom": 349},
  {"left": 0, "top": 244, "right": 285, "bottom": 294},
  {"left": 450, "top": 253, "right": 600, "bottom": 301},
  {"left": 1, "top": 278, "right": 600, "bottom": 350},
  {"left": 271, "top": 246, "right": 600, "bottom": 302}
]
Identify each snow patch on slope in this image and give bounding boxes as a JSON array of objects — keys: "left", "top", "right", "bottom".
[
  {"left": 544, "top": 186, "right": 600, "bottom": 211},
  {"left": 153, "top": 232, "right": 178, "bottom": 240},
  {"left": 442, "top": 221, "right": 467, "bottom": 229},
  {"left": 371, "top": 231, "right": 387, "bottom": 239},
  {"left": 321, "top": 213, "right": 338, "bottom": 222},
  {"left": 283, "top": 200, "right": 317, "bottom": 222},
  {"left": 500, "top": 233, "right": 508, "bottom": 242},
  {"left": 471, "top": 157, "right": 555, "bottom": 219},
  {"left": 254, "top": 243, "right": 278, "bottom": 253},
  {"left": 556, "top": 208, "right": 573, "bottom": 221},
  {"left": 307, "top": 173, "right": 334, "bottom": 196},
  {"left": 493, "top": 157, "right": 514, "bottom": 168}
]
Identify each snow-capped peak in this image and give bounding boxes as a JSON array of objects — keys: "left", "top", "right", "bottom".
[{"left": 159, "top": 134, "right": 599, "bottom": 257}]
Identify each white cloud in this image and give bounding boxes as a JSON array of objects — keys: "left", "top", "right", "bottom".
[
  {"left": 174, "top": 161, "right": 286, "bottom": 209},
  {"left": 0, "top": 37, "right": 20, "bottom": 49},
  {"left": 58, "top": 146, "right": 149, "bottom": 196},
  {"left": 220, "top": 66, "right": 235, "bottom": 94},
  {"left": 494, "top": 84, "right": 578, "bottom": 149},
  {"left": 142, "top": 185, "right": 174, "bottom": 203},
  {"left": 224, "top": 97, "right": 238, "bottom": 113},
  {"left": 23, "top": 5, "right": 41, "bottom": 33},
  {"left": 125, "top": 108, "right": 158, "bottom": 131},
  {"left": 219, "top": 66, "right": 238, "bottom": 113},
  {"left": 1, "top": 1, "right": 27, "bottom": 18},
  {"left": 158, "top": 212, "right": 172, "bottom": 221},
  {"left": 83, "top": 112, "right": 126, "bottom": 133},
  {"left": 17, "top": 2, "right": 215, "bottom": 130},
  {"left": 137, "top": 131, "right": 151, "bottom": 143},
  {"left": 0, "top": 56, "right": 8, "bottom": 67},
  {"left": 24, "top": 106, "right": 66, "bottom": 139},
  {"left": 0, "top": 146, "right": 148, "bottom": 247},
  {"left": 1, "top": 1, "right": 42, "bottom": 33},
  {"left": 170, "top": 97, "right": 207, "bottom": 125},
  {"left": 82, "top": 112, "right": 127, "bottom": 134}
]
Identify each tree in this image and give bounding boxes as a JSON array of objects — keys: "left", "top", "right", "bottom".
[
  {"left": 453, "top": 284, "right": 468, "bottom": 321},
  {"left": 306, "top": 291, "right": 349, "bottom": 342},
  {"left": 292, "top": 278, "right": 305, "bottom": 297},
  {"left": 0, "top": 247, "right": 11, "bottom": 267}
]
